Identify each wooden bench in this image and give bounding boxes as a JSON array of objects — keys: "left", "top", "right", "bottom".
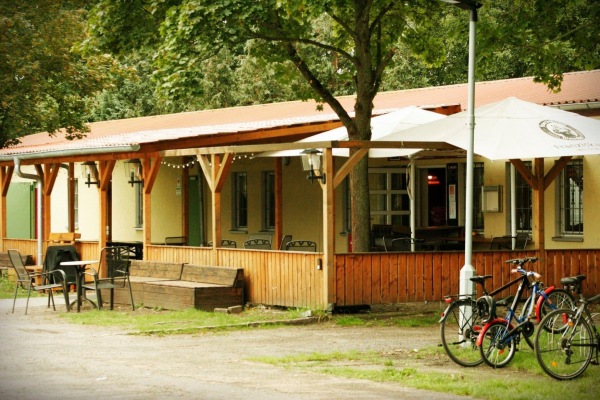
[
  {"left": 107, "top": 261, "right": 244, "bottom": 311},
  {"left": 0, "top": 252, "right": 35, "bottom": 276}
]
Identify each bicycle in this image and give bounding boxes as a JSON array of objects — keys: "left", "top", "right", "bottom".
[
  {"left": 535, "top": 275, "right": 600, "bottom": 380},
  {"left": 439, "top": 257, "right": 574, "bottom": 367},
  {"left": 475, "top": 258, "right": 574, "bottom": 368}
]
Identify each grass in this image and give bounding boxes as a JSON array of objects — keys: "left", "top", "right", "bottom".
[
  {"left": 0, "top": 274, "right": 43, "bottom": 299},
  {"left": 252, "top": 344, "right": 600, "bottom": 400},
  {"left": 59, "top": 305, "right": 318, "bottom": 335}
]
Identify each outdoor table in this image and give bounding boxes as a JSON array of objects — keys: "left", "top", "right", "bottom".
[{"left": 60, "top": 260, "right": 99, "bottom": 312}]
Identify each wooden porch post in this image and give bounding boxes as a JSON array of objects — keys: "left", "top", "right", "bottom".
[
  {"left": 533, "top": 158, "right": 545, "bottom": 255},
  {"left": 321, "top": 148, "right": 335, "bottom": 309},
  {"left": 198, "top": 153, "right": 233, "bottom": 264},
  {"left": 97, "top": 160, "right": 116, "bottom": 250},
  {"left": 274, "top": 158, "right": 283, "bottom": 250},
  {"left": 0, "top": 166, "right": 14, "bottom": 245},
  {"left": 68, "top": 163, "right": 75, "bottom": 233},
  {"left": 141, "top": 157, "right": 162, "bottom": 258},
  {"left": 38, "top": 163, "right": 61, "bottom": 241}
]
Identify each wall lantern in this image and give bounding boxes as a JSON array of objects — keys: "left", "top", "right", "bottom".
[
  {"left": 301, "top": 148, "right": 326, "bottom": 183},
  {"left": 81, "top": 161, "right": 99, "bottom": 187},
  {"left": 125, "top": 159, "right": 144, "bottom": 187}
]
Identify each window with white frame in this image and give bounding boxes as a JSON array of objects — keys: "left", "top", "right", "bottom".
[
  {"left": 74, "top": 178, "right": 79, "bottom": 229},
  {"left": 558, "top": 159, "right": 583, "bottom": 235},
  {"left": 232, "top": 172, "right": 248, "bottom": 230},
  {"left": 515, "top": 161, "right": 532, "bottom": 232},
  {"left": 473, "top": 163, "right": 484, "bottom": 231},
  {"left": 261, "top": 171, "right": 275, "bottom": 231},
  {"left": 368, "top": 168, "right": 410, "bottom": 227}
]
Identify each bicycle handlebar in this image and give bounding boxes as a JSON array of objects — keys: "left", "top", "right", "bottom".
[
  {"left": 505, "top": 257, "right": 539, "bottom": 266},
  {"left": 511, "top": 267, "right": 542, "bottom": 280}
]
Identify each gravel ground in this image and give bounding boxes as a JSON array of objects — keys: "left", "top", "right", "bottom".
[{"left": 0, "top": 298, "right": 479, "bottom": 400}]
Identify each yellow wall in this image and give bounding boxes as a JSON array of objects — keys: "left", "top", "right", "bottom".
[{"left": 13, "top": 151, "right": 600, "bottom": 253}]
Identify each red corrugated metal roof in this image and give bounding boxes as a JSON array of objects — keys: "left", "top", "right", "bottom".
[{"left": 3, "top": 70, "right": 599, "bottom": 159}]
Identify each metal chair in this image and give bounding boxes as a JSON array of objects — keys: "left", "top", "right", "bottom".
[
  {"left": 279, "top": 235, "right": 293, "bottom": 250},
  {"left": 243, "top": 239, "right": 271, "bottom": 250},
  {"left": 386, "top": 237, "right": 424, "bottom": 252},
  {"left": 207, "top": 239, "right": 237, "bottom": 248},
  {"left": 8, "top": 249, "right": 69, "bottom": 315},
  {"left": 285, "top": 240, "right": 317, "bottom": 252},
  {"left": 82, "top": 246, "right": 134, "bottom": 310},
  {"left": 490, "top": 233, "right": 529, "bottom": 250}
]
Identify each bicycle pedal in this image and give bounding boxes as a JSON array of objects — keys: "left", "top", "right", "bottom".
[{"left": 591, "top": 360, "right": 599, "bottom": 366}]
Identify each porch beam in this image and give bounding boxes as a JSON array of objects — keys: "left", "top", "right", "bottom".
[
  {"left": 510, "top": 159, "right": 537, "bottom": 190},
  {"left": 333, "top": 148, "right": 368, "bottom": 189},
  {"left": 543, "top": 156, "right": 572, "bottom": 191},
  {"left": 160, "top": 140, "right": 455, "bottom": 158},
  {"left": 1, "top": 166, "right": 14, "bottom": 197},
  {"left": 142, "top": 157, "right": 162, "bottom": 194},
  {"left": 0, "top": 166, "right": 14, "bottom": 241}
]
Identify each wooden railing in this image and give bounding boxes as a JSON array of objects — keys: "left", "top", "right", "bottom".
[
  {"left": 1, "top": 239, "right": 99, "bottom": 265},
  {"left": 333, "top": 249, "right": 600, "bottom": 306},
  {"left": 5, "top": 238, "right": 598, "bottom": 310},
  {"left": 146, "top": 245, "right": 324, "bottom": 308}
]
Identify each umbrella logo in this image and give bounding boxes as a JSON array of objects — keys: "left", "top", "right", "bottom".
[{"left": 539, "top": 120, "right": 585, "bottom": 140}]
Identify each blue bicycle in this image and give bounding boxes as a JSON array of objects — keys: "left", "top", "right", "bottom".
[{"left": 476, "top": 257, "right": 575, "bottom": 368}]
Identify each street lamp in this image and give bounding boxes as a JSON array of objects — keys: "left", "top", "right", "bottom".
[
  {"left": 441, "top": 0, "right": 482, "bottom": 298},
  {"left": 301, "top": 148, "right": 326, "bottom": 183},
  {"left": 81, "top": 161, "right": 99, "bottom": 187}
]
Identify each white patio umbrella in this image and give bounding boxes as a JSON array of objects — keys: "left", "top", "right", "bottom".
[
  {"left": 398, "top": 97, "right": 600, "bottom": 160},
  {"left": 261, "top": 106, "right": 446, "bottom": 158}
]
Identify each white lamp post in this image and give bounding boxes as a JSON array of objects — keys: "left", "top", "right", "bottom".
[{"left": 441, "top": 0, "right": 482, "bottom": 297}]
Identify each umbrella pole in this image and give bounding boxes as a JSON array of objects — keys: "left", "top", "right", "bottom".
[{"left": 459, "top": 6, "right": 478, "bottom": 298}]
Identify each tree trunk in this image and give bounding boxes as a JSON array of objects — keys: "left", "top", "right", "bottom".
[{"left": 350, "top": 153, "right": 371, "bottom": 252}]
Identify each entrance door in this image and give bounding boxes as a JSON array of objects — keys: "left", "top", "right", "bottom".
[{"left": 419, "top": 167, "right": 447, "bottom": 226}]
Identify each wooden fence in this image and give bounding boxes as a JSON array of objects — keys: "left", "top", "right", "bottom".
[
  {"left": 333, "top": 249, "right": 600, "bottom": 306},
  {"left": 4, "top": 238, "right": 599, "bottom": 310}
]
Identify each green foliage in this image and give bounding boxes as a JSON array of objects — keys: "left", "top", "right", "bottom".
[{"left": 0, "top": 0, "right": 120, "bottom": 147}]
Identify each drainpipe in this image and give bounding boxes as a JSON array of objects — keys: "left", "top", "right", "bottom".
[{"left": 14, "top": 157, "right": 43, "bottom": 265}]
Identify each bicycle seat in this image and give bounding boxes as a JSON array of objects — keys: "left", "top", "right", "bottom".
[
  {"left": 495, "top": 295, "right": 514, "bottom": 307},
  {"left": 470, "top": 275, "right": 493, "bottom": 285},
  {"left": 561, "top": 275, "right": 586, "bottom": 286}
]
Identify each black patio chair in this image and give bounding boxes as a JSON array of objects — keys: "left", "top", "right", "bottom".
[
  {"left": 207, "top": 239, "right": 237, "bottom": 248},
  {"left": 243, "top": 239, "right": 271, "bottom": 250},
  {"left": 81, "top": 246, "right": 134, "bottom": 310},
  {"left": 490, "top": 233, "right": 529, "bottom": 250},
  {"left": 386, "top": 237, "right": 425, "bottom": 252},
  {"left": 8, "top": 249, "right": 69, "bottom": 315},
  {"left": 279, "top": 235, "right": 293, "bottom": 250},
  {"left": 285, "top": 240, "right": 317, "bottom": 252}
]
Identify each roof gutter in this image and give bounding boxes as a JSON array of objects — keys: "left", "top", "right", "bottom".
[
  {"left": 0, "top": 144, "right": 141, "bottom": 163},
  {"left": 14, "top": 157, "right": 44, "bottom": 264}
]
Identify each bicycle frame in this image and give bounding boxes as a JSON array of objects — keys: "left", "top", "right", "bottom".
[{"left": 476, "top": 272, "right": 539, "bottom": 347}]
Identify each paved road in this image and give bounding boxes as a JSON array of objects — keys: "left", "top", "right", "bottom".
[{"left": 1, "top": 297, "right": 473, "bottom": 400}]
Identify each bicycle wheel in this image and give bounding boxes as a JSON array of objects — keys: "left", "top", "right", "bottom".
[
  {"left": 440, "top": 299, "right": 484, "bottom": 367},
  {"left": 539, "top": 288, "right": 576, "bottom": 318},
  {"left": 535, "top": 309, "right": 594, "bottom": 380},
  {"left": 479, "top": 320, "right": 516, "bottom": 368},
  {"left": 518, "top": 295, "right": 536, "bottom": 350}
]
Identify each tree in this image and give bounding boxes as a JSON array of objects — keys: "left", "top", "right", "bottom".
[
  {"left": 0, "top": 0, "right": 118, "bottom": 147},
  {"left": 85, "top": 0, "right": 600, "bottom": 252},
  {"left": 86, "top": 0, "right": 445, "bottom": 252}
]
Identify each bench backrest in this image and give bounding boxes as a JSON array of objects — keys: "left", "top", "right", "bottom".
[
  {"left": 129, "top": 260, "right": 184, "bottom": 279},
  {"left": 48, "top": 232, "right": 81, "bottom": 244},
  {"left": 182, "top": 264, "right": 244, "bottom": 287},
  {"left": 0, "top": 252, "right": 32, "bottom": 268}
]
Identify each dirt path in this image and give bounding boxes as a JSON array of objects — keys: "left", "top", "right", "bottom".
[{"left": 0, "top": 300, "right": 480, "bottom": 400}]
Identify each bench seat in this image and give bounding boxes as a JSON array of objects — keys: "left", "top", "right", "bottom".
[{"left": 106, "top": 261, "right": 244, "bottom": 311}]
